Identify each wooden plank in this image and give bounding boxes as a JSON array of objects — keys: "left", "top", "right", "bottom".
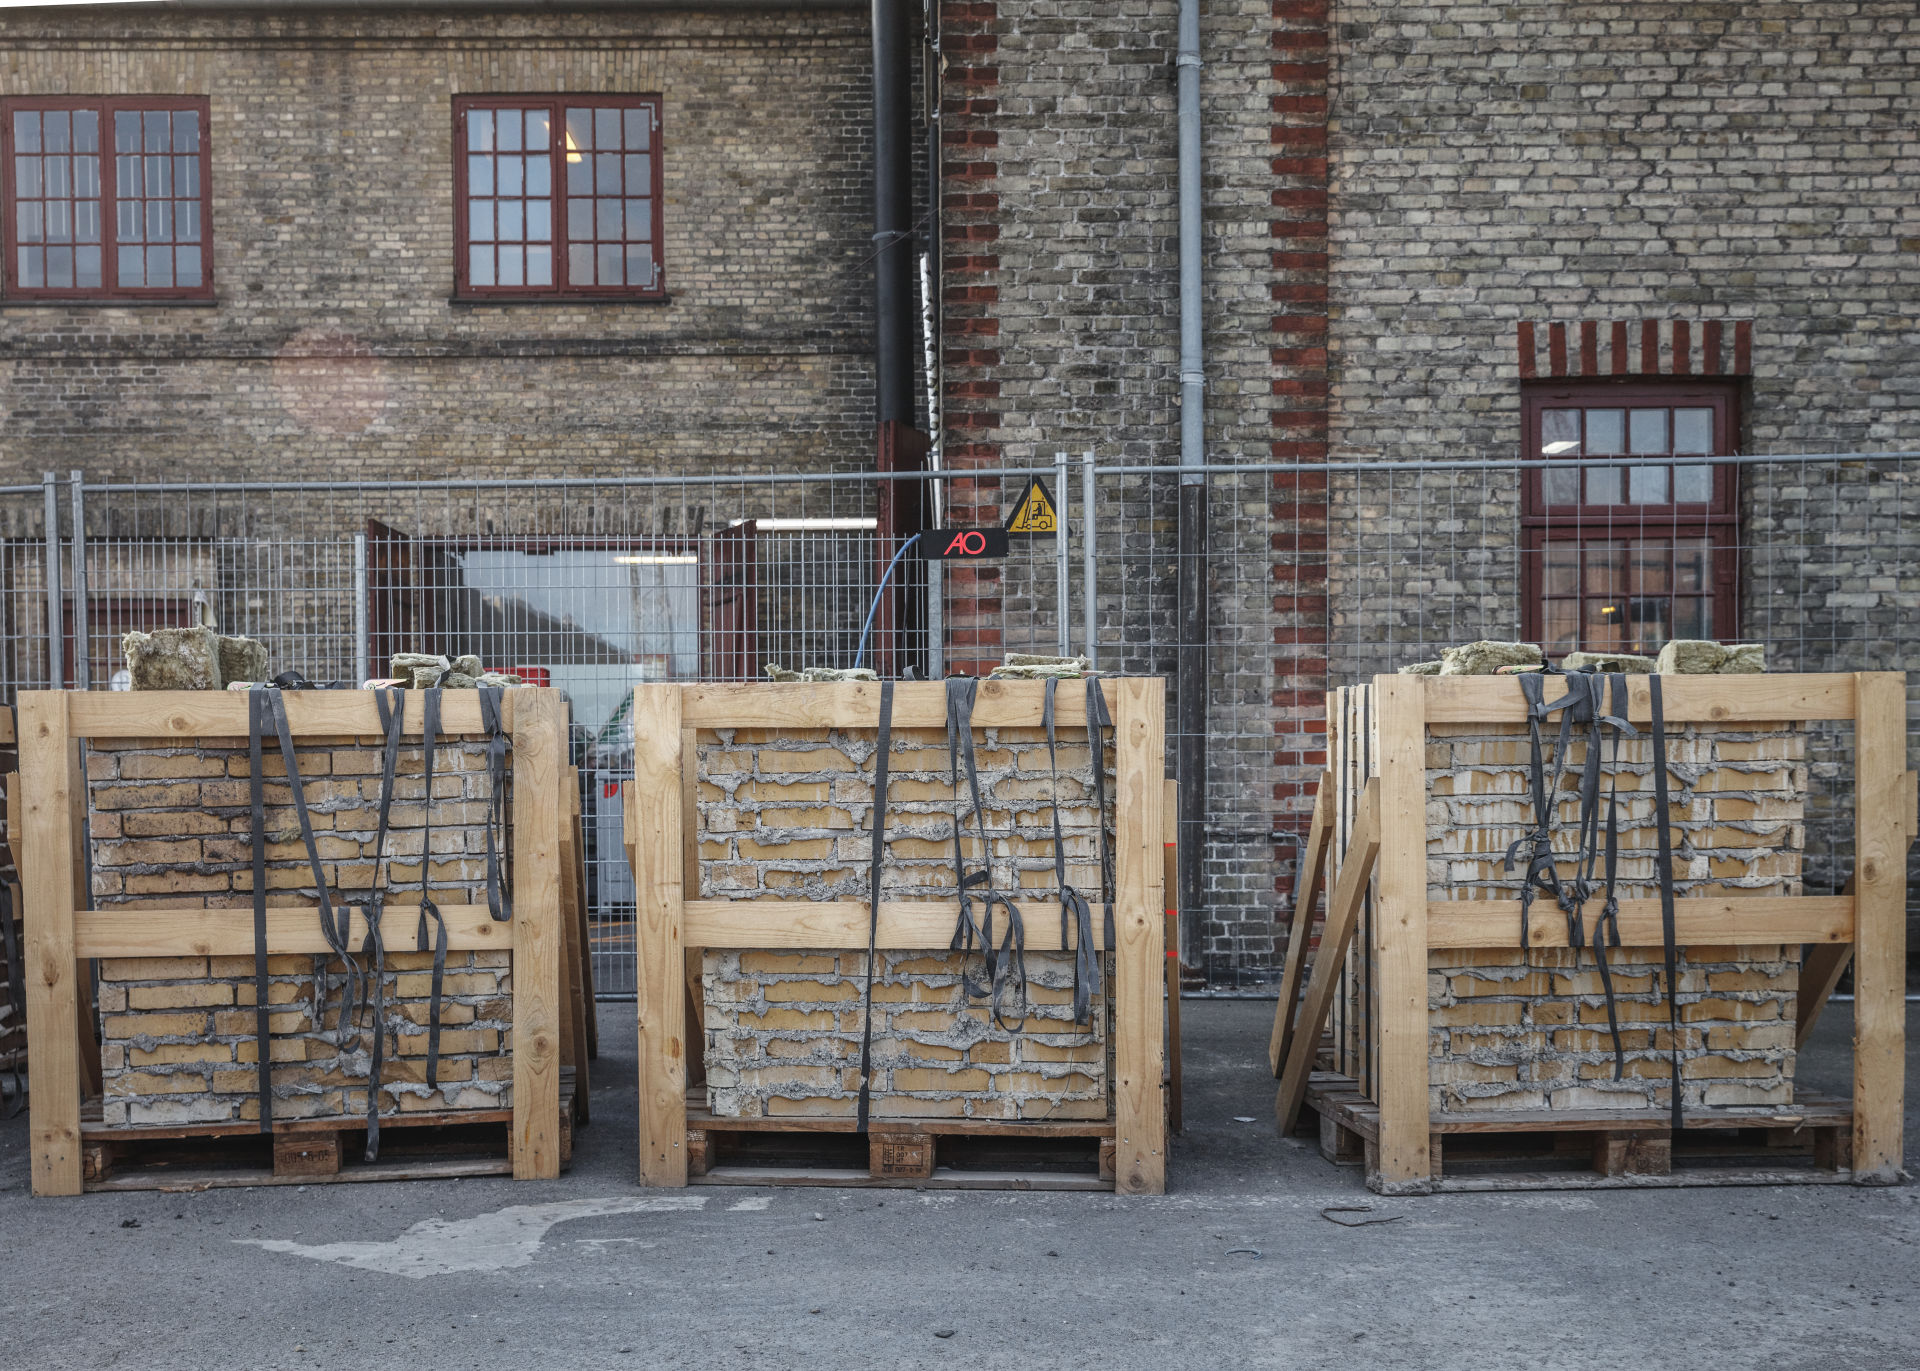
[
  {"left": 73, "top": 904, "right": 514, "bottom": 958},
  {"left": 1274, "top": 780, "right": 1379, "bottom": 1135},
  {"left": 557, "top": 766, "right": 591, "bottom": 1126},
  {"left": 630, "top": 684, "right": 688, "bottom": 1186},
  {"left": 1421, "top": 672, "right": 1854, "bottom": 725},
  {"left": 681, "top": 725, "right": 704, "bottom": 1088},
  {"left": 69, "top": 740, "right": 103, "bottom": 1100},
  {"left": 86, "top": 1157, "right": 516, "bottom": 1193},
  {"left": 66, "top": 688, "right": 518, "bottom": 740},
  {"left": 1270, "top": 769, "right": 1334, "bottom": 1076},
  {"left": 568, "top": 775, "right": 598, "bottom": 1059},
  {"left": 1111, "top": 676, "right": 1167, "bottom": 1195},
  {"left": 1370, "top": 674, "right": 1431, "bottom": 1192},
  {"left": 683, "top": 898, "right": 1112, "bottom": 950},
  {"left": 509, "top": 687, "right": 565, "bottom": 1181},
  {"left": 1796, "top": 875, "right": 1855, "bottom": 1048},
  {"left": 19, "top": 692, "right": 82, "bottom": 1195},
  {"left": 679, "top": 678, "right": 1120, "bottom": 731},
  {"left": 1850, "top": 671, "right": 1909, "bottom": 1183},
  {"left": 1427, "top": 895, "right": 1854, "bottom": 949},
  {"left": 1163, "top": 776, "right": 1181, "bottom": 1135},
  {"left": 690, "top": 1166, "right": 1111, "bottom": 1192},
  {"left": 0, "top": 703, "right": 14, "bottom": 747}
]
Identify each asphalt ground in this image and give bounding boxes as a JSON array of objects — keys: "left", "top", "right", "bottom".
[{"left": 2, "top": 997, "right": 1917, "bottom": 1370}]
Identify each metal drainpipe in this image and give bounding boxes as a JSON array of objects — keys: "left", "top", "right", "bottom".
[
  {"left": 872, "top": 0, "right": 913, "bottom": 428},
  {"left": 1174, "top": 0, "right": 1208, "bottom": 980}
]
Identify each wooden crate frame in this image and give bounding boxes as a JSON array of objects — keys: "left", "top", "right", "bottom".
[
  {"left": 1284, "top": 672, "right": 1915, "bottom": 1194},
  {"left": 17, "top": 688, "right": 569, "bottom": 1196},
  {"left": 624, "top": 678, "right": 1169, "bottom": 1194}
]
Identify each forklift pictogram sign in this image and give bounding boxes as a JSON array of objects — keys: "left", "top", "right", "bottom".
[{"left": 1003, "top": 477, "right": 1059, "bottom": 537}]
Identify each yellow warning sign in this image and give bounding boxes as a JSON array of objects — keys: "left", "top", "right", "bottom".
[{"left": 1004, "top": 476, "right": 1060, "bottom": 537}]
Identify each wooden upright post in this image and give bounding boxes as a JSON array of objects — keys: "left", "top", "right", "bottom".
[
  {"left": 630, "top": 686, "right": 688, "bottom": 1187},
  {"left": 1112, "top": 677, "right": 1167, "bottom": 1194},
  {"left": 510, "top": 688, "right": 565, "bottom": 1179},
  {"left": 1371, "top": 675, "right": 1431, "bottom": 1192},
  {"left": 1851, "top": 672, "right": 1912, "bottom": 1183},
  {"left": 19, "top": 693, "right": 82, "bottom": 1196}
]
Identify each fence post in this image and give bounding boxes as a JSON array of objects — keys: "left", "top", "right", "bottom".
[
  {"left": 352, "top": 532, "right": 370, "bottom": 685},
  {"left": 1055, "top": 450, "right": 1071, "bottom": 659},
  {"left": 41, "top": 472, "right": 62, "bottom": 691},
  {"left": 68, "top": 472, "right": 88, "bottom": 691},
  {"left": 1081, "top": 450, "right": 1097, "bottom": 668}
]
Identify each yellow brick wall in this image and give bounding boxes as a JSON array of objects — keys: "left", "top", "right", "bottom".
[
  {"left": 696, "top": 725, "right": 1115, "bottom": 1120},
  {"left": 1424, "top": 721, "right": 1805, "bottom": 1114}
]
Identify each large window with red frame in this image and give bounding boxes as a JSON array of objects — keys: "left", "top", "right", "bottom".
[
  {"left": 2, "top": 97, "right": 212, "bottom": 301},
  {"left": 454, "top": 95, "right": 663, "bottom": 301},
  {"left": 1521, "top": 382, "right": 1739, "bottom": 657}
]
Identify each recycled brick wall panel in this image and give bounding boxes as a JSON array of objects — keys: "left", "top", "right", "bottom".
[
  {"left": 1420, "top": 719, "right": 1806, "bottom": 1114},
  {"left": 85, "top": 735, "right": 514, "bottom": 1126},
  {"left": 694, "top": 724, "right": 1115, "bottom": 1120}
]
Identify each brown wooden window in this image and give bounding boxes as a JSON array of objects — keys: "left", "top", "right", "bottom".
[
  {"left": 1521, "top": 381, "right": 1740, "bottom": 657},
  {"left": 1, "top": 96, "right": 213, "bottom": 301},
  {"left": 454, "top": 95, "right": 663, "bottom": 301}
]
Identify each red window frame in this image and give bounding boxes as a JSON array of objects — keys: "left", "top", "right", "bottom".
[
  {"left": 1520, "top": 379, "right": 1741, "bottom": 657},
  {"left": 452, "top": 94, "right": 665, "bottom": 303},
  {"left": 1, "top": 95, "right": 214, "bottom": 303}
]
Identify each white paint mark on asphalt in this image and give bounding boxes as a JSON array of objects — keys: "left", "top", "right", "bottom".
[
  {"left": 237, "top": 1195, "right": 708, "bottom": 1279},
  {"left": 727, "top": 1196, "right": 773, "bottom": 1212}
]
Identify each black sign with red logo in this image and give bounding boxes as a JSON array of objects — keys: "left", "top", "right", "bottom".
[{"left": 917, "top": 528, "right": 1010, "bottom": 560}]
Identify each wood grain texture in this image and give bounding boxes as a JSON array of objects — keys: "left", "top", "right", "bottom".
[
  {"left": 1111, "top": 677, "right": 1167, "bottom": 1194},
  {"left": 680, "top": 725, "right": 705, "bottom": 1088},
  {"left": 630, "top": 685, "right": 688, "bottom": 1186},
  {"left": 683, "top": 899, "right": 1110, "bottom": 951},
  {"left": 1850, "top": 671, "right": 1909, "bottom": 1182},
  {"left": 1163, "top": 776, "right": 1182, "bottom": 1136},
  {"left": 1275, "top": 781, "right": 1379, "bottom": 1135},
  {"left": 509, "top": 688, "right": 564, "bottom": 1180},
  {"left": 67, "top": 689, "right": 518, "bottom": 740},
  {"left": 1371, "top": 675, "right": 1432, "bottom": 1191},
  {"left": 1427, "top": 896, "right": 1854, "bottom": 949},
  {"left": 557, "top": 765, "right": 590, "bottom": 1125},
  {"left": 74, "top": 904, "right": 514, "bottom": 958},
  {"left": 1421, "top": 673, "right": 1853, "bottom": 725},
  {"left": 1269, "top": 769, "right": 1333, "bottom": 1076},
  {"left": 19, "top": 693, "right": 81, "bottom": 1195},
  {"left": 679, "top": 678, "right": 1120, "bottom": 731}
]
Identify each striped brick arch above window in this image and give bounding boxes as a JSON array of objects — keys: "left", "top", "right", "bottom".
[{"left": 1517, "top": 319, "right": 1753, "bottom": 381}]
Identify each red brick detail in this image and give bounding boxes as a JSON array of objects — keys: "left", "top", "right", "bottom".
[
  {"left": 1516, "top": 322, "right": 1537, "bottom": 379},
  {"left": 1641, "top": 318, "right": 1660, "bottom": 375},
  {"left": 1734, "top": 320, "right": 1752, "bottom": 376},
  {"left": 1548, "top": 322, "right": 1568, "bottom": 378},
  {"left": 1579, "top": 321, "right": 1598, "bottom": 376},
  {"left": 1672, "top": 320, "right": 1691, "bottom": 375},
  {"left": 1702, "top": 320, "right": 1724, "bottom": 376},
  {"left": 1520, "top": 320, "right": 1752, "bottom": 381},
  {"left": 1611, "top": 321, "right": 1629, "bottom": 376}
]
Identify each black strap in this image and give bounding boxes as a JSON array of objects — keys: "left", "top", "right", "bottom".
[
  {"left": 855, "top": 680, "right": 895, "bottom": 1131},
  {"left": 1583, "top": 673, "right": 1637, "bottom": 1080},
  {"left": 416, "top": 688, "right": 450, "bottom": 1091},
  {"left": 359, "top": 686, "right": 410, "bottom": 1161},
  {"left": 1044, "top": 678, "right": 1100, "bottom": 1026},
  {"left": 477, "top": 686, "right": 512, "bottom": 924},
  {"left": 1084, "top": 678, "right": 1116, "bottom": 954},
  {"left": 1650, "top": 674, "right": 1684, "bottom": 1131},
  {"left": 944, "top": 678, "right": 1028, "bottom": 1031},
  {"left": 246, "top": 689, "right": 275, "bottom": 1134}
]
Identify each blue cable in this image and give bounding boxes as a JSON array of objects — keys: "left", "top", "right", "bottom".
[{"left": 852, "top": 533, "right": 921, "bottom": 672}]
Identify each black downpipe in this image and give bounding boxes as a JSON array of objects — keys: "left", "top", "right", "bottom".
[
  {"left": 872, "top": 0, "right": 914, "bottom": 426},
  {"left": 1176, "top": 483, "right": 1208, "bottom": 979}
]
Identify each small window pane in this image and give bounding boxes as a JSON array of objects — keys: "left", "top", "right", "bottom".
[
  {"left": 75, "top": 200, "right": 100, "bottom": 243},
  {"left": 1674, "top": 596, "right": 1712, "bottom": 640},
  {"left": 567, "top": 199, "right": 592, "bottom": 241},
  {"left": 75, "top": 155, "right": 100, "bottom": 198},
  {"left": 597, "top": 242, "right": 623, "bottom": 286},
  {"left": 18, "top": 247, "right": 42, "bottom": 287},
  {"left": 15, "top": 111, "right": 40, "bottom": 153},
  {"left": 44, "top": 111, "right": 70, "bottom": 154},
  {"left": 624, "top": 155, "right": 649, "bottom": 195},
  {"left": 527, "top": 200, "right": 551, "bottom": 242},
  {"left": 566, "top": 108, "right": 592, "bottom": 152},
  {"left": 45, "top": 156, "right": 69, "bottom": 199},
  {"left": 146, "top": 244, "right": 173, "bottom": 287},
  {"left": 469, "top": 245, "right": 495, "bottom": 287},
  {"left": 1586, "top": 466, "right": 1621, "bottom": 505},
  {"left": 117, "top": 244, "right": 144, "bottom": 286},
  {"left": 1543, "top": 466, "right": 1578, "bottom": 506},
  {"left": 468, "top": 110, "right": 493, "bottom": 152},
  {"left": 468, "top": 155, "right": 493, "bottom": 196},
  {"left": 147, "top": 199, "right": 173, "bottom": 244},
  {"left": 175, "top": 200, "right": 199, "bottom": 242},
  {"left": 74, "top": 111, "right": 99, "bottom": 154},
  {"left": 498, "top": 156, "right": 523, "bottom": 198},
  {"left": 1629, "top": 539, "right": 1670, "bottom": 594},
  {"left": 1629, "top": 408, "right": 1667, "bottom": 454},
  {"left": 1673, "top": 408, "right": 1712, "bottom": 454},
  {"left": 498, "top": 245, "right": 524, "bottom": 287},
  {"left": 1629, "top": 597, "right": 1670, "bottom": 652},
  {"left": 1628, "top": 464, "right": 1667, "bottom": 504},
  {"left": 45, "top": 245, "right": 72, "bottom": 288},
  {"left": 45, "top": 199, "right": 70, "bottom": 243},
  {"left": 526, "top": 110, "right": 550, "bottom": 148},
  {"left": 1545, "top": 545, "right": 1578, "bottom": 596},
  {"left": 624, "top": 106, "right": 650, "bottom": 150},
  {"left": 497, "top": 111, "right": 522, "bottom": 152},
  {"left": 75, "top": 244, "right": 101, "bottom": 288},
  {"left": 1542, "top": 410, "right": 1581, "bottom": 457},
  {"left": 175, "top": 155, "right": 198, "bottom": 198},
  {"left": 526, "top": 154, "right": 551, "bottom": 198},
  {"left": 172, "top": 111, "right": 198, "bottom": 154},
  {"left": 143, "top": 111, "right": 170, "bottom": 152},
  {"left": 1584, "top": 541, "right": 1620, "bottom": 595},
  {"left": 526, "top": 244, "right": 552, "bottom": 287},
  {"left": 624, "top": 197, "right": 651, "bottom": 241},
  {"left": 595, "top": 107, "right": 621, "bottom": 150},
  {"left": 174, "top": 244, "right": 201, "bottom": 288},
  {"left": 470, "top": 199, "right": 495, "bottom": 241},
  {"left": 117, "top": 153, "right": 139, "bottom": 199},
  {"left": 499, "top": 199, "right": 523, "bottom": 242},
  {"left": 595, "top": 199, "right": 621, "bottom": 241},
  {"left": 147, "top": 153, "right": 171, "bottom": 198},
  {"left": 1585, "top": 599, "right": 1626, "bottom": 651},
  {"left": 567, "top": 154, "right": 592, "bottom": 196},
  {"left": 118, "top": 199, "right": 142, "bottom": 243},
  {"left": 18, "top": 201, "right": 42, "bottom": 244},
  {"left": 1674, "top": 538, "right": 1709, "bottom": 593},
  {"left": 596, "top": 152, "right": 621, "bottom": 196},
  {"left": 16, "top": 157, "right": 40, "bottom": 198},
  {"left": 625, "top": 245, "right": 652, "bottom": 288},
  {"left": 1673, "top": 465, "right": 1712, "bottom": 503},
  {"left": 568, "top": 243, "right": 593, "bottom": 285},
  {"left": 1545, "top": 598, "right": 1578, "bottom": 654},
  {"left": 114, "top": 111, "right": 139, "bottom": 154},
  {"left": 1584, "top": 409, "right": 1624, "bottom": 455}
]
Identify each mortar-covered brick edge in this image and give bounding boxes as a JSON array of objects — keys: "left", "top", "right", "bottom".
[{"left": 1517, "top": 319, "right": 1756, "bottom": 381}]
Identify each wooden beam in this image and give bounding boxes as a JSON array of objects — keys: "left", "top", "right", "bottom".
[
  {"left": 681, "top": 725, "right": 705, "bottom": 1089},
  {"left": 1427, "top": 895, "right": 1854, "bottom": 949},
  {"left": 1275, "top": 780, "right": 1379, "bottom": 1135},
  {"left": 631, "top": 685, "right": 688, "bottom": 1187},
  {"left": 0, "top": 703, "right": 14, "bottom": 747},
  {"left": 74, "top": 904, "right": 514, "bottom": 958},
  {"left": 679, "top": 678, "right": 1120, "bottom": 731},
  {"left": 1371, "top": 675, "right": 1432, "bottom": 1191},
  {"left": 1851, "top": 672, "right": 1909, "bottom": 1183},
  {"left": 568, "top": 775, "right": 599, "bottom": 1059},
  {"left": 1421, "top": 672, "right": 1855, "bottom": 725},
  {"left": 66, "top": 689, "right": 517, "bottom": 741},
  {"left": 19, "top": 693, "right": 82, "bottom": 1195},
  {"left": 509, "top": 688, "right": 565, "bottom": 1181},
  {"left": 1163, "top": 776, "right": 1181, "bottom": 1136},
  {"left": 557, "top": 765, "right": 591, "bottom": 1126},
  {"left": 683, "top": 899, "right": 1111, "bottom": 951},
  {"left": 1269, "top": 769, "right": 1334, "bottom": 1076},
  {"left": 1111, "top": 677, "right": 1167, "bottom": 1195}
]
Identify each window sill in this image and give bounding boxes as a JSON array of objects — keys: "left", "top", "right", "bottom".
[
  {"left": 448, "top": 293, "right": 672, "bottom": 309},
  {"left": 0, "top": 296, "right": 219, "bottom": 309}
]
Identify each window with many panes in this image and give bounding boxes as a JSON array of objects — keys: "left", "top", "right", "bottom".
[
  {"left": 2, "top": 97, "right": 212, "bottom": 301},
  {"left": 454, "top": 95, "right": 662, "bottom": 300},
  {"left": 1520, "top": 382, "right": 1740, "bottom": 657}
]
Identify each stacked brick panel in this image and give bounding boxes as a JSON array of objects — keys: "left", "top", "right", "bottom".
[
  {"left": 86, "top": 735, "right": 514, "bottom": 1126},
  {"left": 1423, "top": 720, "right": 1806, "bottom": 1114},
  {"left": 693, "top": 724, "right": 1114, "bottom": 1120}
]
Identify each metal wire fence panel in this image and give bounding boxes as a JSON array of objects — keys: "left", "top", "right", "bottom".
[{"left": 0, "top": 453, "right": 1913, "bottom": 995}]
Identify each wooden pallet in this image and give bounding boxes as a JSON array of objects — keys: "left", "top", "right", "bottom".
[
  {"left": 686, "top": 1094, "right": 1115, "bottom": 1191},
  {"left": 1304, "top": 1072, "right": 1856, "bottom": 1192},
  {"left": 77, "top": 1071, "right": 575, "bottom": 1192}
]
